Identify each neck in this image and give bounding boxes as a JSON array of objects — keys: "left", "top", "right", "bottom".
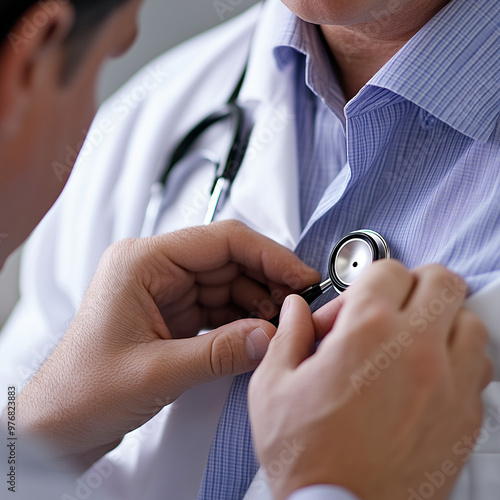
[{"left": 320, "top": 1, "right": 450, "bottom": 100}]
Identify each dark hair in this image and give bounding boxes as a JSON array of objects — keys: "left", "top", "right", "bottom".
[
  {"left": 1, "top": 0, "right": 131, "bottom": 41},
  {"left": 1, "top": 0, "right": 131, "bottom": 79}
]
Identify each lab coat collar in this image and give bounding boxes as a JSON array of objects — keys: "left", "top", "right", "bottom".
[
  {"left": 221, "top": 0, "right": 303, "bottom": 250},
  {"left": 368, "top": 0, "right": 500, "bottom": 142},
  {"left": 237, "top": 0, "right": 294, "bottom": 104}
]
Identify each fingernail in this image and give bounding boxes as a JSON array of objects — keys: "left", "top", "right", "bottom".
[
  {"left": 280, "top": 295, "right": 292, "bottom": 321},
  {"left": 246, "top": 328, "right": 271, "bottom": 361}
]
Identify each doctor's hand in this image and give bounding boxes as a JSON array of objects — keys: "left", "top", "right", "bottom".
[
  {"left": 15, "top": 220, "right": 319, "bottom": 469},
  {"left": 249, "top": 261, "right": 492, "bottom": 500}
]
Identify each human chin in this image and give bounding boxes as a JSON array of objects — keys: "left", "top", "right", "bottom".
[{"left": 279, "top": 0, "right": 388, "bottom": 25}]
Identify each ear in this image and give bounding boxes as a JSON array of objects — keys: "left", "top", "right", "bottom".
[{"left": 0, "top": 0, "right": 74, "bottom": 136}]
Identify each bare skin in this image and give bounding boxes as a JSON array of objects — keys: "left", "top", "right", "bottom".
[
  {"left": 250, "top": 261, "right": 492, "bottom": 500},
  {"left": 281, "top": 0, "right": 452, "bottom": 99},
  {"left": 14, "top": 221, "right": 320, "bottom": 469},
  {"left": 0, "top": 0, "right": 142, "bottom": 265}
]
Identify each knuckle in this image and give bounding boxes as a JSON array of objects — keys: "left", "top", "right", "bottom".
[
  {"left": 425, "top": 265, "right": 450, "bottom": 288},
  {"left": 353, "top": 302, "right": 395, "bottom": 334},
  {"left": 423, "top": 263, "right": 452, "bottom": 279},
  {"left": 423, "top": 264, "right": 466, "bottom": 297},
  {"left": 351, "top": 260, "right": 410, "bottom": 298},
  {"left": 380, "top": 259, "right": 409, "bottom": 274},
  {"left": 469, "top": 314, "right": 489, "bottom": 345},
  {"left": 105, "top": 238, "right": 131, "bottom": 257},
  {"left": 102, "top": 238, "right": 137, "bottom": 269},
  {"left": 372, "top": 259, "right": 409, "bottom": 281},
  {"left": 219, "top": 219, "right": 247, "bottom": 236},
  {"left": 209, "top": 331, "right": 244, "bottom": 377},
  {"left": 482, "top": 355, "right": 494, "bottom": 387}
]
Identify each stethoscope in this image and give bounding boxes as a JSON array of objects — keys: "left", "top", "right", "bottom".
[
  {"left": 141, "top": 62, "right": 252, "bottom": 237},
  {"left": 268, "top": 229, "right": 390, "bottom": 326},
  {"left": 141, "top": 21, "right": 392, "bottom": 325}
]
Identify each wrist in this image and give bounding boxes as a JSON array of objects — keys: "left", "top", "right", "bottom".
[{"left": 16, "top": 379, "right": 115, "bottom": 471}]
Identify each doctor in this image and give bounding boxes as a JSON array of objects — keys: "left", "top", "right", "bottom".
[{"left": 0, "top": 0, "right": 499, "bottom": 500}]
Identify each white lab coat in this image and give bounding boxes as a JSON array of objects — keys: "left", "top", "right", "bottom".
[{"left": 0, "top": 1, "right": 499, "bottom": 499}]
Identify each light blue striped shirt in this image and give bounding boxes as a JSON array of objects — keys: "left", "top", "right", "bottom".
[{"left": 273, "top": 0, "right": 500, "bottom": 316}]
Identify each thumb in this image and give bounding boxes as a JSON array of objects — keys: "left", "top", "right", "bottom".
[
  {"left": 261, "top": 294, "right": 316, "bottom": 374},
  {"left": 152, "top": 319, "right": 276, "bottom": 392}
]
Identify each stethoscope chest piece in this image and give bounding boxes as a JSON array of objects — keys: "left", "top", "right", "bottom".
[
  {"left": 329, "top": 230, "right": 390, "bottom": 293},
  {"left": 268, "top": 229, "right": 390, "bottom": 326}
]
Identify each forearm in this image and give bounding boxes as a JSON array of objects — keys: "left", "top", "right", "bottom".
[{"left": 11, "top": 337, "right": 118, "bottom": 471}]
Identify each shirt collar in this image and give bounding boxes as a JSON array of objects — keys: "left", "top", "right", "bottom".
[
  {"left": 272, "top": 10, "right": 346, "bottom": 117},
  {"left": 272, "top": 0, "right": 499, "bottom": 142},
  {"left": 369, "top": 0, "right": 500, "bottom": 142}
]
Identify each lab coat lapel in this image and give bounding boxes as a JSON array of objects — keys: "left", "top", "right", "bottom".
[{"left": 218, "top": 0, "right": 302, "bottom": 250}]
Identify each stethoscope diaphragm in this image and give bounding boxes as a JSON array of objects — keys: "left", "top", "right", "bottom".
[{"left": 329, "top": 230, "right": 390, "bottom": 294}]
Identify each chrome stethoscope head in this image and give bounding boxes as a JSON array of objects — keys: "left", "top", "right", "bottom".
[
  {"left": 269, "top": 230, "right": 390, "bottom": 326},
  {"left": 328, "top": 229, "right": 390, "bottom": 294}
]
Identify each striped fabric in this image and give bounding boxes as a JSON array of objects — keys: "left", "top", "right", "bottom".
[
  {"left": 197, "top": 373, "right": 258, "bottom": 500},
  {"left": 276, "top": 0, "right": 500, "bottom": 306},
  {"left": 198, "top": 0, "right": 500, "bottom": 498}
]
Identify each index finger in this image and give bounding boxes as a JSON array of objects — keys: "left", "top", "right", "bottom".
[
  {"left": 312, "top": 296, "right": 344, "bottom": 341},
  {"left": 342, "top": 259, "right": 416, "bottom": 311},
  {"left": 153, "top": 220, "right": 320, "bottom": 289}
]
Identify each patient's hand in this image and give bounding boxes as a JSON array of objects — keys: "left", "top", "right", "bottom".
[
  {"left": 249, "top": 261, "right": 492, "bottom": 500},
  {"left": 14, "top": 220, "right": 319, "bottom": 469}
]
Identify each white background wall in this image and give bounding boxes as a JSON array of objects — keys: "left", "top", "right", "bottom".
[{"left": 0, "top": 0, "right": 259, "bottom": 329}]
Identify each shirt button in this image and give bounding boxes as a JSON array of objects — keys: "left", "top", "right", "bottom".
[{"left": 420, "top": 110, "right": 437, "bottom": 130}]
